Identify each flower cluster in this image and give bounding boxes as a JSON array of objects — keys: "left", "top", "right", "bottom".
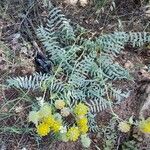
[
  {"left": 74, "top": 103, "right": 89, "bottom": 116},
  {"left": 117, "top": 117, "right": 150, "bottom": 135},
  {"left": 55, "top": 100, "right": 70, "bottom": 117},
  {"left": 37, "top": 122, "right": 50, "bottom": 136},
  {"left": 139, "top": 118, "right": 150, "bottom": 133},
  {"left": 55, "top": 100, "right": 65, "bottom": 110},
  {"left": 75, "top": 103, "right": 89, "bottom": 134},
  {"left": 37, "top": 116, "right": 62, "bottom": 136},
  {"left": 67, "top": 127, "right": 80, "bottom": 141},
  {"left": 118, "top": 121, "right": 131, "bottom": 133},
  {"left": 29, "top": 102, "right": 62, "bottom": 136},
  {"left": 65, "top": 103, "right": 89, "bottom": 142},
  {"left": 77, "top": 117, "right": 88, "bottom": 134},
  {"left": 28, "top": 101, "right": 90, "bottom": 146}
]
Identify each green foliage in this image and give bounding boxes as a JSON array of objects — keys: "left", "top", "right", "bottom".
[
  {"left": 102, "top": 118, "right": 118, "bottom": 150},
  {"left": 102, "top": 119, "right": 138, "bottom": 150},
  {"left": 7, "top": 73, "right": 49, "bottom": 90},
  {"left": 110, "top": 87, "right": 130, "bottom": 104},
  {"left": 6, "top": 7, "right": 150, "bottom": 132},
  {"left": 96, "top": 32, "right": 150, "bottom": 55},
  {"left": 121, "top": 140, "right": 138, "bottom": 150},
  {"left": 88, "top": 113, "right": 100, "bottom": 132},
  {"left": 86, "top": 98, "right": 110, "bottom": 113},
  {"left": 93, "top": 0, "right": 108, "bottom": 9}
]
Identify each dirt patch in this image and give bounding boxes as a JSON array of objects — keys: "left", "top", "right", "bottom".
[{"left": 52, "top": 0, "right": 149, "bottom": 32}]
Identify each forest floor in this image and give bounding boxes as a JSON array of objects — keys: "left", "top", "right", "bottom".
[{"left": 0, "top": 0, "right": 150, "bottom": 150}]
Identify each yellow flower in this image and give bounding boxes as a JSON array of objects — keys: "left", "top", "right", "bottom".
[
  {"left": 42, "top": 116, "right": 55, "bottom": 127},
  {"left": 55, "top": 100, "right": 65, "bottom": 110},
  {"left": 37, "top": 122, "right": 50, "bottom": 136},
  {"left": 67, "top": 127, "right": 80, "bottom": 141},
  {"left": 74, "top": 103, "right": 89, "bottom": 116},
  {"left": 76, "top": 116, "right": 89, "bottom": 134},
  {"left": 52, "top": 121, "right": 62, "bottom": 132},
  {"left": 139, "top": 118, "right": 150, "bottom": 133},
  {"left": 118, "top": 121, "right": 131, "bottom": 133},
  {"left": 61, "top": 107, "right": 70, "bottom": 117},
  {"left": 79, "top": 125, "right": 88, "bottom": 134},
  {"left": 77, "top": 117, "right": 88, "bottom": 127}
]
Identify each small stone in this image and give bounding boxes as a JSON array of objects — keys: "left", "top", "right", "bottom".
[
  {"left": 79, "top": 0, "right": 88, "bottom": 7},
  {"left": 61, "top": 107, "right": 70, "bottom": 117},
  {"left": 65, "top": 0, "right": 78, "bottom": 5},
  {"left": 124, "top": 60, "right": 134, "bottom": 69},
  {"left": 15, "top": 105, "right": 23, "bottom": 113}
]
